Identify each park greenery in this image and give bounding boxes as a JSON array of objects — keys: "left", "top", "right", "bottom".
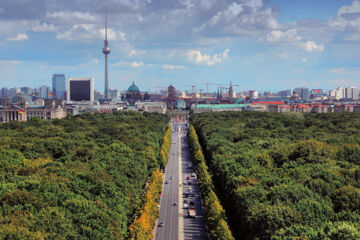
[
  {"left": 191, "top": 112, "right": 360, "bottom": 240},
  {"left": 188, "top": 125, "right": 234, "bottom": 240},
  {"left": 128, "top": 169, "right": 163, "bottom": 240},
  {"left": 0, "top": 112, "right": 169, "bottom": 239},
  {"left": 128, "top": 124, "right": 171, "bottom": 240}
]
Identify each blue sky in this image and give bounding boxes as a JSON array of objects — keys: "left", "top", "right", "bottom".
[{"left": 0, "top": 0, "right": 359, "bottom": 93}]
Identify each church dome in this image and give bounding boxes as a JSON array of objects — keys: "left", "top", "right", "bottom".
[
  {"left": 127, "top": 81, "right": 140, "bottom": 93},
  {"left": 11, "top": 92, "right": 31, "bottom": 105}
]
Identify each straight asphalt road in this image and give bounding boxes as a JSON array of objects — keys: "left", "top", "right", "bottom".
[
  {"left": 155, "top": 122, "right": 180, "bottom": 240},
  {"left": 155, "top": 120, "right": 208, "bottom": 240}
]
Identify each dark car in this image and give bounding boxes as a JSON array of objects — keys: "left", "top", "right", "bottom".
[{"left": 158, "top": 222, "right": 164, "bottom": 227}]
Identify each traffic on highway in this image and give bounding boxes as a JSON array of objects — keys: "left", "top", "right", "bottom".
[{"left": 155, "top": 115, "right": 208, "bottom": 240}]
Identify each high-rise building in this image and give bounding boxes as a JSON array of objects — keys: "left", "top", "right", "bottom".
[
  {"left": 20, "top": 87, "right": 34, "bottom": 96},
  {"left": 0, "top": 88, "right": 7, "bottom": 97},
  {"left": 102, "top": 11, "right": 111, "bottom": 98},
  {"left": 336, "top": 87, "right": 345, "bottom": 99},
  {"left": 7, "top": 88, "right": 18, "bottom": 98},
  {"left": 345, "top": 87, "right": 359, "bottom": 100},
  {"left": 278, "top": 89, "right": 292, "bottom": 97},
  {"left": 52, "top": 74, "right": 66, "bottom": 99},
  {"left": 67, "top": 78, "right": 94, "bottom": 102},
  {"left": 294, "top": 87, "right": 309, "bottom": 100},
  {"left": 39, "top": 85, "right": 50, "bottom": 99}
]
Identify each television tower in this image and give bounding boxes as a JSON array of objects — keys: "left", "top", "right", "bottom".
[{"left": 102, "top": 10, "right": 111, "bottom": 98}]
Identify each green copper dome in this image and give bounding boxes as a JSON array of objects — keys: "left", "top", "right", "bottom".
[{"left": 127, "top": 81, "right": 140, "bottom": 93}]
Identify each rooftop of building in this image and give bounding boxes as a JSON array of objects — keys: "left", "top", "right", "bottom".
[
  {"left": 127, "top": 81, "right": 140, "bottom": 93},
  {"left": 195, "top": 104, "right": 249, "bottom": 109}
]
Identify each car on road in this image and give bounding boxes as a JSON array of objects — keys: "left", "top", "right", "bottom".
[
  {"left": 172, "top": 202, "right": 177, "bottom": 206},
  {"left": 184, "top": 199, "right": 190, "bottom": 203},
  {"left": 158, "top": 222, "right": 164, "bottom": 227},
  {"left": 165, "top": 180, "right": 169, "bottom": 184},
  {"left": 170, "top": 176, "right": 174, "bottom": 180},
  {"left": 191, "top": 173, "right": 196, "bottom": 177},
  {"left": 186, "top": 176, "right": 190, "bottom": 180},
  {"left": 183, "top": 203, "right": 189, "bottom": 209},
  {"left": 188, "top": 208, "right": 196, "bottom": 218}
]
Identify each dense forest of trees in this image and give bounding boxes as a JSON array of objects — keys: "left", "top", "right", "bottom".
[
  {"left": 188, "top": 125, "right": 234, "bottom": 240},
  {"left": 0, "top": 112, "right": 169, "bottom": 239},
  {"left": 191, "top": 112, "right": 360, "bottom": 240}
]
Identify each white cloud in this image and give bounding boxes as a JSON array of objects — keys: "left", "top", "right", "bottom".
[
  {"left": 266, "top": 29, "right": 301, "bottom": 42},
  {"left": 162, "top": 64, "right": 185, "bottom": 70},
  {"left": 127, "top": 49, "right": 146, "bottom": 57},
  {"left": 302, "top": 58, "right": 307, "bottom": 63},
  {"left": 93, "top": 58, "right": 99, "bottom": 64},
  {"left": 195, "top": 1, "right": 280, "bottom": 36},
  {"left": 6, "top": 33, "right": 28, "bottom": 41},
  {"left": 0, "top": 60, "right": 20, "bottom": 65},
  {"left": 56, "top": 24, "right": 126, "bottom": 41},
  {"left": 113, "top": 61, "right": 144, "bottom": 68},
  {"left": 328, "top": 0, "right": 360, "bottom": 40},
  {"left": 277, "top": 53, "right": 289, "bottom": 59},
  {"left": 331, "top": 68, "right": 346, "bottom": 74},
  {"left": 187, "top": 49, "right": 229, "bottom": 66},
  {"left": 32, "top": 22, "right": 57, "bottom": 32},
  {"left": 46, "top": 11, "right": 98, "bottom": 24},
  {"left": 301, "top": 41, "right": 324, "bottom": 52}
]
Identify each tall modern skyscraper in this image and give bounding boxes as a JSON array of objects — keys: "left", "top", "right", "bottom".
[
  {"left": 294, "top": 87, "right": 310, "bottom": 100},
  {"left": 102, "top": 11, "right": 111, "bottom": 98},
  {"left": 67, "top": 78, "right": 94, "bottom": 102},
  {"left": 39, "top": 85, "right": 50, "bottom": 99},
  {"left": 52, "top": 74, "right": 66, "bottom": 99}
]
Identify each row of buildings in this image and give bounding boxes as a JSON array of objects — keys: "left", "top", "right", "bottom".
[{"left": 192, "top": 102, "right": 360, "bottom": 113}]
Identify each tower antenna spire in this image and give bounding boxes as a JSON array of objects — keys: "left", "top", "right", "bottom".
[
  {"left": 102, "top": 8, "right": 111, "bottom": 99},
  {"left": 105, "top": 9, "right": 108, "bottom": 41}
]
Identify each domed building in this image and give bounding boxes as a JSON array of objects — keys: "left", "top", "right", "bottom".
[
  {"left": 125, "top": 81, "right": 141, "bottom": 104},
  {"left": 11, "top": 92, "right": 31, "bottom": 106}
]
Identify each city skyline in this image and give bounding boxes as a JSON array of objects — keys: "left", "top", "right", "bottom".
[{"left": 0, "top": 0, "right": 360, "bottom": 92}]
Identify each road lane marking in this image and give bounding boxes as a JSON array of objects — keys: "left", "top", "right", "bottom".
[{"left": 178, "top": 124, "right": 184, "bottom": 240}]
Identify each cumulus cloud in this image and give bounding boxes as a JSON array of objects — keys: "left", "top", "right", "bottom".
[
  {"left": 187, "top": 49, "right": 229, "bottom": 66},
  {"left": 113, "top": 61, "right": 144, "bottom": 68},
  {"left": 6, "top": 33, "right": 28, "bottom": 41},
  {"left": 301, "top": 41, "right": 324, "bottom": 52},
  {"left": 32, "top": 22, "right": 57, "bottom": 32},
  {"left": 266, "top": 29, "right": 301, "bottom": 42},
  {"left": 127, "top": 49, "right": 146, "bottom": 57},
  {"left": 46, "top": 11, "right": 98, "bottom": 25},
  {"left": 196, "top": 1, "right": 280, "bottom": 37},
  {"left": 328, "top": 0, "right": 360, "bottom": 40},
  {"left": 162, "top": 64, "right": 185, "bottom": 70},
  {"left": 56, "top": 24, "right": 126, "bottom": 41}
]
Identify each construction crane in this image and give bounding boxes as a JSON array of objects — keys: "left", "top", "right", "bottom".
[
  {"left": 203, "top": 83, "right": 214, "bottom": 99},
  {"left": 184, "top": 85, "right": 196, "bottom": 97}
]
